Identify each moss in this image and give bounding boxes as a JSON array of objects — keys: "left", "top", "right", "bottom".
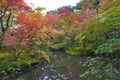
[
  {"left": 65, "top": 46, "right": 93, "bottom": 55},
  {"left": 65, "top": 47, "right": 81, "bottom": 55},
  {"left": 53, "top": 42, "right": 67, "bottom": 50},
  {"left": 0, "top": 51, "right": 40, "bottom": 76}
]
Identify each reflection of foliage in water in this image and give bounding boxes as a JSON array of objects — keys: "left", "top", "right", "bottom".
[
  {"left": 51, "top": 53, "right": 87, "bottom": 80},
  {"left": 39, "top": 62, "right": 68, "bottom": 80},
  {"left": 17, "top": 53, "right": 86, "bottom": 80},
  {"left": 80, "top": 57, "right": 120, "bottom": 80}
]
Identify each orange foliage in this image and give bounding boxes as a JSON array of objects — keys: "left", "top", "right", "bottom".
[
  {"left": 17, "top": 12, "right": 60, "bottom": 47},
  {"left": 17, "top": 12, "right": 43, "bottom": 31},
  {"left": 0, "top": 0, "right": 32, "bottom": 11}
]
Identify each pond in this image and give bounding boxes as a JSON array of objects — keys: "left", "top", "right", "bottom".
[{"left": 16, "top": 51, "right": 87, "bottom": 80}]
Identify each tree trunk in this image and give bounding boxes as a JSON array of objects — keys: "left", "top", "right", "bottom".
[
  {"left": 13, "top": 55, "right": 18, "bottom": 61},
  {"left": 0, "top": 34, "right": 4, "bottom": 49},
  {"left": 13, "top": 49, "right": 23, "bottom": 61}
]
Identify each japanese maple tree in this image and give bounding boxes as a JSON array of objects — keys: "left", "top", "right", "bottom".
[
  {"left": 17, "top": 12, "right": 60, "bottom": 44},
  {"left": 60, "top": 7, "right": 71, "bottom": 16},
  {"left": 16, "top": 11, "right": 60, "bottom": 61},
  {"left": 0, "top": 0, "right": 31, "bottom": 48},
  {"left": 4, "top": 27, "right": 29, "bottom": 60}
]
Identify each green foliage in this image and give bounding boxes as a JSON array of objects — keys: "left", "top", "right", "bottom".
[
  {"left": 59, "top": 19, "right": 68, "bottom": 28},
  {"left": 97, "top": 6, "right": 120, "bottom": 28},
  {"left": 47, "top": 5, "right": 79, "bottom": 14},
  {"left": 52, "top": 42, "right": 67, "bottom": 50},
  {"left": 52, "top": 34, "right": 67, "bottom": 50},
  {"left": 77, "top": 0, "right": 99, "bottom": 9},
  {"left": 65, "top": 46, "right": 93, "bottom": 55},
  {"left": 65, "top": 47, "right": 81, "bottom": 55},
  {"left": 0, "top": 51, "right": 39, "bottom": 76},
  {"left": 35, "top": 7, "right": 46, "bottom": 12},
  {"left": 75, "top": 30, "right": 98, "bottom": 55},
  {"left": 100, "top": 0, "right": 120, "bottom": 13},
  {"left": 31, "top": 44, "right": 53, "bottom": 56},
  {"left": 30, "top": 44, "right": 51, "bottom": 63},
  {"left": 73, "top": 5, "right": 120, "bottom": 56},
  {"left": 96, "top": 39, "right": 120, "bottom": 57},
  {"left": 80, "top": 57, "right": 120, "bottom": 80}
]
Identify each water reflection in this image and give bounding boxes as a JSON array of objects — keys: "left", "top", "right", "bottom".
[{"left": 17, "top": 52, "right": 86, "bottom": 80}]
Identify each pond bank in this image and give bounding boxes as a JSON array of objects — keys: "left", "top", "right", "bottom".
[{"left": 0, "top": 51, "right": 40, "bottom": 80}]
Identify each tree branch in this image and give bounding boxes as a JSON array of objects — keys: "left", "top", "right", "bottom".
[
  {"left": 5, "top": 10, "right": 12, "bottom": 32},
  {"left": 0, "top": 6, "right": 8, "bottom": 32}
]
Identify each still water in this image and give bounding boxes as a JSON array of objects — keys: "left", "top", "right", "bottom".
[{"left": 17, "top": 51, "right": 86, "bottom": 80}]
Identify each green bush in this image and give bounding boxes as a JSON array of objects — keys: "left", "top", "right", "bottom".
[
  {"left": 0, "top": 51, "right": 40, "bottom": 76},
  {"left": 65, "top": 47, "right": 81, "bottom": 55},
  {"left": 80, "top": 57, "right": 120, "bottom": 80},
  {"left": 96, "top": 39, "right": 120, "bottom": 58},
  {"left": 53, "top": 42, "right": 67, "bottom": 50}
]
